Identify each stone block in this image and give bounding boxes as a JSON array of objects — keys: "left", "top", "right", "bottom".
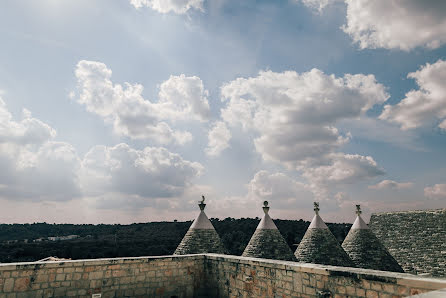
[
  {"left": 3, "top": 278, "right": 15, "bottom": 292},
  {"left": 89, "top": 271, "right": 103, "bottom": 280},
  {"left": 13, "top": 278, "right": 30, "bottom": 291}
]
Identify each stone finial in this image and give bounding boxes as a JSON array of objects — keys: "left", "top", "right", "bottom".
[
  {"left": 199, "top": 195, "right": 206, "bottom": 211},
  {"left": 356, "top": 204, "right": 362, "bottom": 216},
  {"left": 314, "top": 202, "right": 320, "bottom": 215},
  {"left": 263, "top": 201, "right": 270, "bottom": 214}
]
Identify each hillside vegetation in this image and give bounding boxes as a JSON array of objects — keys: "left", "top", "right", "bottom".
[{"left": 0, "top": 218, "right": 351, "bottom": 263}]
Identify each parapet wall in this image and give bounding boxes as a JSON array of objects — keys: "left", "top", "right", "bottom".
[
  {"left": 1, "top": 254, "right": 446, "bottom": 297},
  {"left": 0, "top": 255, "right": 205, "bottom": 297},
  {"left": 370, "top": 208, "right": 446, "bottom": 277},
  {"left": 204, "top": 254, "right": 446, "bottom": 297}
]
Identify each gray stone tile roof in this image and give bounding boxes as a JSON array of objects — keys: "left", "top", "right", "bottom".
[
  {"left": 369, "top": 208, "right": 446, "bottom": 277},
  {"left": 242, "top": 201, "right": 296, "bottom": 261},
  {"left": 294, "top": 202, "right": 355, "bottom": 267},
  {"left": 342, "top": 206, "right": 403, "bottom": 272},
  {"left": 173, "top": 196, "right": 226, "bottom": 255}
]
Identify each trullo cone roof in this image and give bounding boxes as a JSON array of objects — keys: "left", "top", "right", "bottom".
[
  {"left": 242, "top": 201, "right": 296, "bottom": 261},
  {"left": 174, "top": 196, "right": 226, "bottom": 255},
  {"left": 294, "top": 202, "right": 354, "bottom": 267},
  {"left": 342, "top": 205, "right": 404, "bottom": 272}
]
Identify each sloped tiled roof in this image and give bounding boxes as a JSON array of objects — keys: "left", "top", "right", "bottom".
[
  {"left": 242, "top": 201, "right": 296, "bottom": 261},
  {"left": 342, "top": 205, "right": 403, "bottom": 272},
  {"left": 294, "top": 202, "right": 354, "bottom": 267},
  {"left": 174, "top": 196, "right": 226, "bottom": 255}
]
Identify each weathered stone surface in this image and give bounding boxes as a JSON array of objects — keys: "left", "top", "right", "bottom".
[
  {"left": 174, "top": 197, "right": 227, "bottom": 255},
  {"left": 370, "top": 209, "right": 446, "bottom": 277},
  {"left": 174, "top": 228, "right": 226, "bottom": 255},
  {"left": 342, "top": 228, "right": 404, "bottom": 272},
  {"left": 295, "top": 227, "right": 355, "bottom": 267},
  {"left": 1, "top": 254, "right": 446, "bottom": 297},
  {"left": 242, "top": 201, "right": 296, "bottom": 261},
  {"left": 242, "top": 229, "right": 296, "bottom": 261}
]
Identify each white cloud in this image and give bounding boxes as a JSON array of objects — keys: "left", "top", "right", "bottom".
[
  {"left": 75, "top": 60, "right": 211, "bottom": 145},
  {"left": 0, "top": 99, "right": 56, "bottom": 145},
  {"left": 300, "top": 0, "right": 446, "bottom": 51},
  {"left": 369, "top": 179, "right": 413, "bottom": 190},
  {"left": 424, "top": 184, "right": 446, "bottom": 199},
  {"left": 130, "top": 0, "right": 204, "bottom": 14},
  {"left": 220, "top": 69, "right": 388, "bottom": 168},
  {"left": 205, "top": 121, "right": 231, "bottom": 156},
  {"left": 342, "top": 0, "right": 446, "bottom": 50},
  {"left": 0, "top": 97, "right": 81, "bottom": 201},
  {"left": 247, "top": 170, "right": 313, "bottom": 207},
  {"left": 158, "top": 74, "right": 210, "bottom": 122},
  {"left": 80, "top": 143, "right": 203, "bottom": 199},
  {"left": 380, "top": 60, "right": 446, "bottom": 130},
  {"left": 302, "top": 153, "right": 384, "bottom": 198},
  {"left": 299, "top": 0, "right": 340, "bottom": 12},
  {"left": 0, "top": 93, "right": 205, "bottom": 205},
  {"left": 440, "top": 119, "right": 446, "bottom": 131}
]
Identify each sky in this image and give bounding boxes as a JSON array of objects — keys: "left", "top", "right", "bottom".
[{"left": 0, "top": 0, "right": 445, "bottom": 224}]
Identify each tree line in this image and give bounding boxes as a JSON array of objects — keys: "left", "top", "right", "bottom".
[{"left": 0, "top": 219, "right": 351, "bottom": 263}]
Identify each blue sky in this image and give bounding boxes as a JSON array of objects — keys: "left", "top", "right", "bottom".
[{"left": 0, "top": 0, "right": 445, "bottom": 224}]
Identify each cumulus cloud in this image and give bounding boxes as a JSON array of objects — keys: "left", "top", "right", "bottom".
[
  {"left": 300, "top": 0, "right": 446, "bottom": 51},
  {"left": 0, "top": 93, "right": 204, "bottom": 204},
  {"left": 0, "top": 97, "right": 81, "bottom": 201},
  {"left": 247, "top": 171, "right": 313, "bottom": 206},
  {"left": 380, "top": 60, "right": 446, "bottom": 130},
  {"left": 205, "top": 121, "right": 231, "bottom": 157},
  {"left": 0, "top": 99, "right": 56, "bottom": 145},
  {"left": 424, "top": 184, "right": 446, "bottom": 199},
  {"left": 75, "top": 60, "right": 211, "bottom": 145},
  {"left": 369, "top": 180, "right": 413, "bottom": 190},
  {"left": 130, "top": 0, "right": 204, "bottom": 14},
  {"left": 158, "top": 74, "right": 210, "bottom": 122},
  {"left": 342, "top": 0, "right": 446, "bottom": 50},
  {"left": 218, "top": 69, "right": 388, "bottom": 199},
  {"left": 220, "top": 69, "right": 388, "bottom": 168},
  {"left": 80, "top": 143, "right": 203, "bottom": 198},
  {"left": 303, "top": 153, "right": 384, "bottom": 198}
]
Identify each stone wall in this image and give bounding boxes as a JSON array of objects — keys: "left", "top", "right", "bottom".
[
  {"left": 370, "top": 209, "right": 446, "bottom": 277},
  {"left": 204, "top": 254, "right": 446, "bottom": 298},
  {"left": 1, "top": 254, "right": 446, "bottom": 297},
  {"left": 0, "top": 255, "right": 205, "bottom": 297}
]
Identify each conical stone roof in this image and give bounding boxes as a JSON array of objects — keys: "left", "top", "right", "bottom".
[
  {"left": 342, "top": 205, "right": 404, "bottom": 272},
  {"left": 294, "top": 202, "right": 354, "bottom": 267},
  {"left": 242, "top": 201, "right": 296, "bottom": 261},
  {"left": 174, "top": 196, "right": 226, "bottom": 255}
]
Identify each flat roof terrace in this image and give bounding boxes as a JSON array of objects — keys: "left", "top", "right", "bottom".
[{"left": 0, "top": 254, "right": 445, "bottom": 297}]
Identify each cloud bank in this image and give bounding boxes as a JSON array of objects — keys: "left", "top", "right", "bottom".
[
  {"left": 75, "top": 60, "right": 210, "bottom": 145},
  {"left": 217, "top": 69, "right": 388, "bottom": 198}
]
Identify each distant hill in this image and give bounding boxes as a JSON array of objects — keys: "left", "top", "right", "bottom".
[{"left": 0, "top": 219, "right": 351, "bottom": 263}]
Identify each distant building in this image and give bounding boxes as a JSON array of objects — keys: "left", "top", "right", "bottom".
[{"left": 47, "top": 235, "right": 79, "bottom": 241}]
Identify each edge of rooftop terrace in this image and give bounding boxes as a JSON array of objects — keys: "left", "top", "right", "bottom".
[
  {"left": 1, "top": 253, "right": 445, "bottom": 287},
  {"left": 1, "top": 254, "right": 445, "bottom": 297}
]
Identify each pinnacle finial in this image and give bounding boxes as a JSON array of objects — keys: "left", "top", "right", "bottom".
[
  {"left": 199, "top": 195, "right": 206, "bottom": 211},
  {"left": 262, "top": 201, "right": 270, "bottom": 214},
  {"left": 314, "top": 202, "right": 320, "bottom": 215},
  {"left": 355, "top": 204, "right": 362, "bottom": 216}
]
